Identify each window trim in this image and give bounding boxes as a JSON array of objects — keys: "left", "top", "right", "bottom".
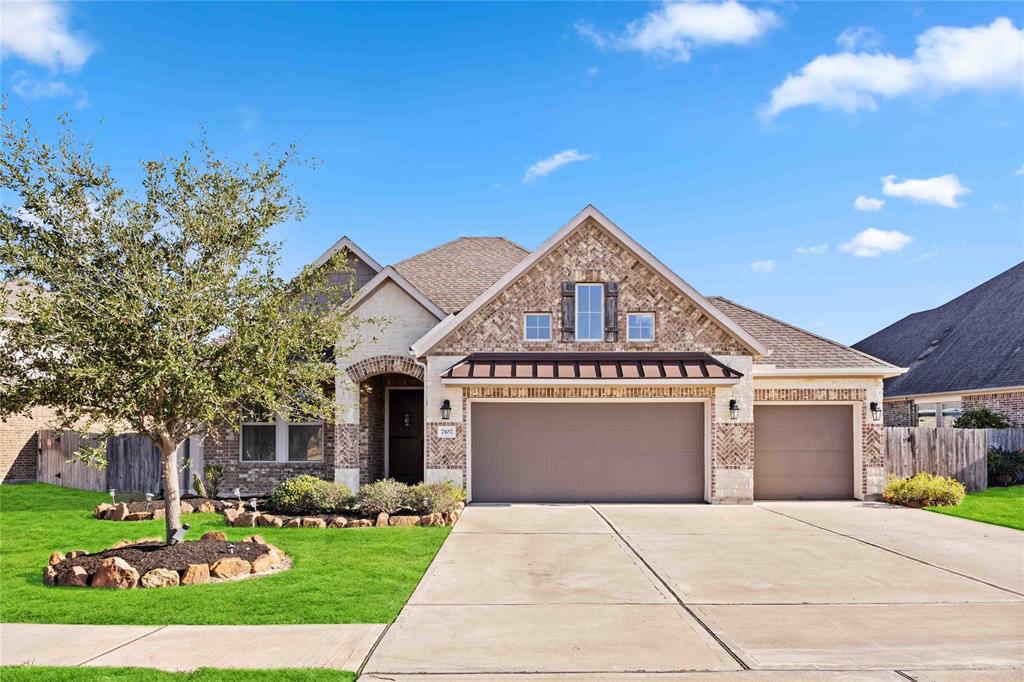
[
  {"left": 239, "top": 416, "right": 325, "bottom": 464},
  {"left": 239, "top": 420, "right": 277, "bottom": 463},
  {"left": 627, "top": 312, "right": 656, "bottom": 343},
  {"left": 574, "top": 283, "right": 604, "bottom": 342},
  {"left": 523, "top": 312, "right": 553, "bottom": 342}
]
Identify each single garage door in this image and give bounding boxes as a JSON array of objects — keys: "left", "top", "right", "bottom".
[
  {"left": 754, "top": 405, "right": 854, "bottom": 500},
  {"left": 470, "top": 402, "right": 704, "bottom": 503}
]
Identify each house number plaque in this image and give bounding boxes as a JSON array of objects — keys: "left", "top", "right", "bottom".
[{"left": 436, "top": 425, "right": 457, "bottom": 439}]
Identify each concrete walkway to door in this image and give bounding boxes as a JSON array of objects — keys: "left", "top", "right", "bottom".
[{"left": 363, "top": 501, "right": 1024, "bottom": 680}]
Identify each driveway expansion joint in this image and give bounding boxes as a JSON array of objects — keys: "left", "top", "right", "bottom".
[{"left": 76, "top": 625, "right": 167, "bottom": 666}]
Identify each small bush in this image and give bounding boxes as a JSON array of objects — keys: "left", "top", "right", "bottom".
[
  {"left": 192, "top": 472, "right": 208, "bottom": 498},
  {"left": 883, "top": 473, "right": 965, "bottom": 508},
  {"left": 987, "top": 448, "right": 1024, "bottom": 487},
  {"left": 204, "top": 463, "right": 224, "bottom": 497},
  {"left": 953, "top": 407, "right": 1011, "bottom": 429},
  {"left": 357, "top": 478, "right": 410, "bottom": 515},
  {"left": 404, "top": 481, "right": 466, "bottom": 515},
  {"left": 269, "top": 475, "right": 354, "bottom": 515}
]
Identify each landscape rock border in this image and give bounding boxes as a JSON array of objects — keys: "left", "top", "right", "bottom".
[
  {"left": 93, "top": 498, "right": 232, "bottom": 522},
  {"left": 222, "top": 504, "right": 463, "bottom": 529},
  {"left": 44, "top": 534, "right": 291, "bottom": 589}
]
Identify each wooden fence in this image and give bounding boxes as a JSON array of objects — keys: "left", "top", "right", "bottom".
[
  {"left": 884, "top": 427, "right": 1024, "bottom": 492},
  {"left": 37, "top": 430, "right": 188, "bottom": 494}
]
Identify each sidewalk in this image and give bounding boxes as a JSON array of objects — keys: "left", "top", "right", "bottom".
[{"left": 0, "top": 623, "right": 384, "bottom": 671}]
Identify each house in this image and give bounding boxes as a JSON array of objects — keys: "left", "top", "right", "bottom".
[
  {"left": 205, "top": 206, "right": 903, "bottom": 503},
  {"left": 853, "top": 262, "right": 1024, "bottom": 428}
]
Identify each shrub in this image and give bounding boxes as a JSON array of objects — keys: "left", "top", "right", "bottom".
[
  {"left": 269, "top": 475, "right": 355, "bottom": 515},
  {"left": 987, "top": 448, "right": 1024, "bottom": 487},
  {"left": 357, "top": 479, "right": 410, "bottom": 515},
  {"left": 404, "top": 481, "right": 466, "bottom": 515},
  {"left": 883, "top": 473, "right": 965, "bottom": 508},
  {"left": 953, "top": 407, "right": 1011, "bottom": 429},
  {"left": 203, "top": 463, "right": 224, "bottom": 497},
  {"left": 192, "top": 472, "right": 208, "bottom": 498}
]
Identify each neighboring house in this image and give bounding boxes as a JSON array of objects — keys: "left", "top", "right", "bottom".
[
  {"left": 853, "top": 262, "right": 1024, "bottom": 428},
  {"left": 206, "top": 206, "right": 902, "bottom": 503}
]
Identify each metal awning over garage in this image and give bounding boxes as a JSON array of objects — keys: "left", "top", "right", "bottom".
[{"left": 441, "top": 352, "right": 742, "bottom": 384}]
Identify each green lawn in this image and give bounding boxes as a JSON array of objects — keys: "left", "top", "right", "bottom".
[
  {"left": 927, "top": 485, "right": 1024, "bottom": 531},
  {"left": 0, "top": 484, "right": 448, "bottom": 624},
  {"left": 0, "top": 667, "right": 355, "bottom": 682}
]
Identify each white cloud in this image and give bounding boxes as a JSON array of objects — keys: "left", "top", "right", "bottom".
[
  {"left": 10, "top": 70, "right": 88, "bottom": 107},
  {"left": 750, "top": 259, "right": 775, "bottom": 272},
  {"left": 576, "top": 1, "right": 780, "bottom": 63},
  {"left": 837, "top": 26, "right": 883, "bottom": 51},
  {"left": 882, "top": 174, "right": 969, "bottom": 208},
  {"left": 585, "top": 66, "right": 600, "bottom": 77},
  {"left": 796, "top": 243, "right": 828, "bottom": 255},
  {"left": 1016, "top": 165, "right": 1024, "bottom": 176},
  {"left": 854, "top": 195, "right": 885, "bottom": 212},
  {"left": 764, "top": 18, "right": 1024, "bottom": 117},
  {"left": 0, "top": 1, "right": 94, "bottom": 71},
  {"left": 839, "top": 228, "right": 913, "bottom": 257},
  {"left": 993, "top": 202, "right": 1007, "bottom": 212},
  {"left": 523, "top": 149, "right": 593, "bottom": 184}
]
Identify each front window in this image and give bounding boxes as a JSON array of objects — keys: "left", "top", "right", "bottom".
[
  {"left": 575, "top": 283, "right": 603, "bottom": 341},
  {"left": 288, "top": 423, "right": 324, "bottom": 461},
  {"left": 627, "top": 312, "right": 655, "bottom": 342},
  {"left": 241, "top": 423, "right": 276, "bottom": 461},
  {"left": 524, "top": 313, "right": 552, "bottom": 342}
]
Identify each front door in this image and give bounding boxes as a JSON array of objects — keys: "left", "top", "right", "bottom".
[{"left": 388, "top": 389, "right": 424, "bottom": 484}]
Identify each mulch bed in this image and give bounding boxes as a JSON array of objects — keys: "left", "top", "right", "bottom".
[{"left": 55, "top": 539, "right": 267, "bottom": 575}]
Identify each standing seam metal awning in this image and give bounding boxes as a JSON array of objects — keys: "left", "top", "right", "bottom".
[{"left": 440, "top": 352, "right": 743, "bottom": 382}]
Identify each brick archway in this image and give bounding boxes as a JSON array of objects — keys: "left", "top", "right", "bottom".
[{"left": 345, "top": 354, "right": 424, "bottom": 383}]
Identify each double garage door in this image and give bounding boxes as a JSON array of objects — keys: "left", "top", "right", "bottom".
[
  {"left": 471, "top": 402, "right": 705, "bottom": 503},
  {"left": 470, "top": 401, "right": 855, "bottom": 503}
]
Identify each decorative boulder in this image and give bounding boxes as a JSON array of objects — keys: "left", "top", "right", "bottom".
[
  {"left": 420, "top": 513, "right": 444, "bottom": 527},
  {"left": 301, "top": 517, "right": 326, "bottom": 529},
  {"left": 375, "top": 512, "right": 389, "bottom": 528},
  {"left": 243, "top": 534, "right": 266, "bottom": 545},
  {"left": 48, "top": 551, "right": 65, "bottom": 566},
  {"left": 198, "top": 502, "right": 217, "bottom": 514},
  {"left": 141, "top": 568, "right": 180, "bottom": 588},
  {"left": 94, "top": 503, "right": 113, "bottom": 519},
  {"left": 265, "top": 545, "right": 285, "bottom": 564},
  {"left": 180, "top": 502, "right": 195, "bottom": 515},
  {"left": 66, "top": 550, "right": 88, "bottom": 559},
  {"left": 348, "top": 519, "right": 372, "bottom": 528},
  {"left": 328, "top": 516, "right": 348, "bottom": 528},
  {"left": 181, "top": 563, "right": 210, "bottom": 585},
  {"left": 124, "top": 511, "right": 152, "bottom": 521},
  {"left": 444, "top": 510, "right": 461, "bottom": 525},
  {"left": 43, "top": 565, "right": 58, "bottom": 585},
  {"left": 251, "top": 553, "right": 274, "bottom": 573},
  {"left": 222, "top": 508, "right": 240, "bottom": 525},
  {"left": 258, "top": 514, "right": 284, "bottom": 528},
  {"left": 152, "top": 508, "right": 165, "bottom": 520},
  {"left": 110, "top": 539, "right": 133, "bottom": 550},
  {"left": 137, "top": 537, "right": 162, "bottom": 544},
  {"left": 201, "top": 531, "right": 227, "bottom": 542},
  {"left": 235, "top": 512, "right": 260, "bottom": 527},
  {"left": 389, "top": 515, "right": 420, "bottom": 527},
  {"left": 110, "top": 503, "right": 131, "bottom": 521},
  {"left": 92, "top": 557, "right": 139, "bottom": 589},
  {"left": 210, "top": 557, "right": 252, "bottom": 579},
  {"left": 57, "top": 565, "right": 90, "bottom": 587},
  {"left": 283, "top": 518, "right": 302, "bottom": 528}
]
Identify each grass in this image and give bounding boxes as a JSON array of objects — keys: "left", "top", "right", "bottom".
[
  {"left": 926, "top": 485, "right": 1024, "bottom": 531},
  {"left": 0, "top": 667, "right": 355, "bottom": 681},
  {"left": 0, "top": 484, "right": 448, "bottom": 624}
]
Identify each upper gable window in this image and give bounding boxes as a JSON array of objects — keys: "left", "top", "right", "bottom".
[
  {"left": 575, "top": 283, "right": 604, "bottom": 341},
  {"left": 524, "top": 313, "right": 552, "bottom": 342},
  {"left": 627, "top": 312, "right": 655, "bottom": 342}
]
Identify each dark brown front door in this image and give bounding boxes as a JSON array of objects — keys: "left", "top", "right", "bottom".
[{"left": 388, "top": 389, "right": 424, "bottom": 484}]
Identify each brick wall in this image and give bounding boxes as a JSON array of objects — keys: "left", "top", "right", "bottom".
[
  {"left": 963, "top": 390, "right": 1024, "bottom": 426},
  {"left": 883, "top": 399, "right": 916, "bottom": 427},
  {"left": 1, "top": 406, "right": 59, "bottom": 483}
]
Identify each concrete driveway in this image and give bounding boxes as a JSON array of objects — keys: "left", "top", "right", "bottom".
[{"left": 363, "top": 501, "right": 1024, "bottom": 680}]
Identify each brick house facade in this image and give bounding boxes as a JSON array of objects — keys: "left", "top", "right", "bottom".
[{"left": 0, "top": 406, "right": 59, "bottom": 483}]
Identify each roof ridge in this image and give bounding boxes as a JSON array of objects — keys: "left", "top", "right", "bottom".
[
  {"left": 394, "top": 234, "right": 527, "bottom": 268},
  {"left": 708, "top": 296, "right": 896, "bottom": 369}
]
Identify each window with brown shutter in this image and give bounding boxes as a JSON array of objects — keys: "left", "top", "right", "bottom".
[
  {"left": 604, "top": 282, "right": 619, "bottom": 342},
  {"left": 560, "top": 281, "right": 575, "bottom": 342}
]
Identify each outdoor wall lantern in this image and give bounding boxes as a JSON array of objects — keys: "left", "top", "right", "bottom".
[
  {"left": 870, "top": 402, "right": 882, "bottom": 421},
  {"left": 403, "top": 412, "right": 411, "bottom": 428},
  {"left": 729, "top": 399, "right": 740, "bottom": 420},
  {"left": 440, "top": 399, "right": 452, "bottom": 421}
]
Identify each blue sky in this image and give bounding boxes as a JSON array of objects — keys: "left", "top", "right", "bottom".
[{"left": 2, "top": 1, "right": 1022, "bottom": 344}]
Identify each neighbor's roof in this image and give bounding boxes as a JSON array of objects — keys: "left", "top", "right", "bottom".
[
  {"left": 708, "top": 296, "right": 896, "bottom": 370},
  {"left": 2, "top": 280, "right": 37, "bottom": 321},
  {"left": 393, "top": 236, "right": 529, "bottom": 314},
  {"left": 852, "top": 262, "right": 1024, "bottom": 397}
]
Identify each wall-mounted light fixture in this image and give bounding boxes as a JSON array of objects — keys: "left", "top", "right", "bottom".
[
  {"left": 870, "top": 402, "right": 882, "bottom": 421},
  {"left": 402, "top": 412, "right": 411, "bottom": 428},
  {"left": 440, "top": 399, "right": 452, "bottom": 421},
  {"left": 729, "top": 399, "right": 740, "bottom": 420}
]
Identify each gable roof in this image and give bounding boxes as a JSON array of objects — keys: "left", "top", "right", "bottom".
[
  {"left": 709, "top": 296, "right": 900, "bottom": 374},
  {"left": 393, "top": 236, "right": 528, "bottom": 314},
  {"left": 411, "top": 205, "right": 769, "bottom": 358},
  {"left": 345, "top": 266, "right": 446, "bottom": 320},
  {"left": 309, "top": 236, "right": 383, "bottom": 273},
  {"left": 852, "top": 262, "right": 1024, "bottom": 396}
]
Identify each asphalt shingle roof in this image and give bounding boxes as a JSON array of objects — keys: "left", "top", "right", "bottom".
[
  {"left": 393, "top": 236, "right": 529, "bottom": 314},
  {"left": 852, "top": 262, "right": 1024, "bottom": 397},
  {"left": 709, "top": 296, "right": 894, "bottom": 369}
]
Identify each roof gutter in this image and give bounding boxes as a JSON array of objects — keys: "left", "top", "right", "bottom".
[{"left": 752, "top": 365, "right": 908, "bottom": 379}]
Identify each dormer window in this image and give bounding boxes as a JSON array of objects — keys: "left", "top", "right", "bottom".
[{"left": 575, "top": 283, "right": 603, "bottom": 341}]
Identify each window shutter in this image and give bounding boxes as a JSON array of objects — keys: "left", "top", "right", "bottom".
[
  {"left": 560, "top": 281, "right": 575, "bottom": 342},
  {"left": 604, "top": 281, "right": 619, "bottom": 342}
]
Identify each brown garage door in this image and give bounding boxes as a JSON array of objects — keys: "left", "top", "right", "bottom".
[
  {"left": 470, "top": 402, "right": 704, "bottom": 503},
  {"left": 754, "top": 405, "right": 854, "bottom": 500}
]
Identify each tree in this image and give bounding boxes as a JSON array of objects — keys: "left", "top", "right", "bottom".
[
  {"left": 1, "top": 113, "right": 371, "bottom": 543},
  {"left": 953, "top": 407, "right": 1011, "bottom": 429}
]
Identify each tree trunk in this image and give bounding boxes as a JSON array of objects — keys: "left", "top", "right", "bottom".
[{"left": 160, "top": 439, "right": 182, "bottom": 545}]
